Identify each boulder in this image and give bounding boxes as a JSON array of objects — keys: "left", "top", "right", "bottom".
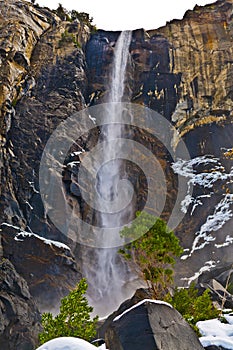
[
  {"left": 97, "top": 288, "right": 153, "bottom": 338},
  {"left": 105, "top": 299, "right": 204, "bottom": 350},
  {"left": 0, "top": 258, "right": 41, "bottom": 350}
]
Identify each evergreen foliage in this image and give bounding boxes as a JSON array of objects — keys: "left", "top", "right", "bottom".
[
  {"left": 39, "top": 279, "right": 98, "bottom": 345},
  {"left": 119, "top": 211, "right": 183, "bottom": 298},
  {"left": 165, "top": 283, "right": 220, "bottom": 333},
  {"left": 55, "top": 4, "right": 96, "bottom": 30}
]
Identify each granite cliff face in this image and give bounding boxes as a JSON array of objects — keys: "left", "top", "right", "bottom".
[
  {"left": 1, "top": 0, "right": 233, "bottom": 346},
  {"left": 0, "top": 258, "right": 41, "bottom": 350},
  {"left": 85, "top": 0, "right": 233, "bottom": 284}
]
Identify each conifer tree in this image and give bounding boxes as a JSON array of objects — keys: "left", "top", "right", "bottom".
[
  {"left": 39, "top": 279, "right": 98, "bottom": 345},
  {"left": 120, "top": 212, "right": 183, "bottom": 298}
]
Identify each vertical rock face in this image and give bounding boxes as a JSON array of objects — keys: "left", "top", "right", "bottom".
[
  {"left": 0, "top": 1, "right": 92, "bottom": 345},
  {"left": 1, "top": 223, "right": 82, "bottom": 313},
  {"left": 158, "top": 0, "right": 233, "bottom": 135},
  {"left": 85, "top": 0, "right": 233, "bottom": 284},
  {"left": 0, "top": 258, "right": 41, "bottom": 350},
  {"left": 0, "top": 0, "right": 91, "bottom": 236}
]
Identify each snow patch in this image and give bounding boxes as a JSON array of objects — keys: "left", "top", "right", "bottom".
[
  {"left": 186, "top": 194, "right": 233, "bottom": 257},
  {"left": 35, "top": 337, "right": 107, "bottom": 350},
  {"left": 0, "top": 222, "right": 20, "bottom": 230},
  {"left": 225, "top": 315, "right": 233, "bottom": 325},
  {"left": 89, "top": 114, "right": 96, "bottom": 124},
  {"left": 66, "top": 161, "right": 80, "bottom": 169},
  {"left": 181, "top": 260, "right": 217, "bottom": 285},
  {"left": 25, "top": 201, "right": 33, "bottom": 210},
  {"left": 14, "top": 231, "right": 70, "bottom": 251},
  {"left": 172, "top": 155, "right": 233, "bottom": 215},
  {"left": 113, "top": 299, "right": 173, "bottom": 322},
  {"left": 200, "top": 336, "right": 233, "bottom": 349},
  {"left": 70, "top": 150, "right": 85, "bottom": 157},
  {"left": 215, "top": 235, "right": 233, "bottom": 248},
  {"left": 198, "top": 319, "right": 233, "bottom": 350},
  {"left": 28, "top": 180, "right": 39, "bottom": 193}
]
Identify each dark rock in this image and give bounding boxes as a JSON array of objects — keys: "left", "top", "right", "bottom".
[
  {"left": 205, "top": 346, "right": 227, "bottom": 350},
  {"left": 105, "top": 299, "right": 204, "bottom": 350},
  {"left": 197, "top": 264, "right": 233, "bottom": 309},
  {"left": 0, "top": 258, "right": 41, "bottom": 350},
  {"left": 1, "top": 223, "right": 82, "bottom": 313},
  {"left": 97, "top": 288, "right": 153, "bottom": 338}
]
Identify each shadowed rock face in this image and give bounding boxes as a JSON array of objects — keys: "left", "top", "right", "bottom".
[
  {"left": 85, "top": 0, "right": 233, "bottom": 284},
  {"left": 205, "top": 346, "right": 228, "bottom": 350},
  {"left": 1, "top": 223, "right": 82, "bottom": 314},
  {"left": 0, "top": 258, "right": 42, "bottom": 350},
  {"left": 104, "top": 299, "right": 204, "bottom": 350}
]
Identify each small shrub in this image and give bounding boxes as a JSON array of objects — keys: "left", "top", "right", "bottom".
[
  {"left": 165, "top": 283, "right": 220, "bottom": 333},
  {"left": 58, "top": 30, "right": 81, "bottom": 49},
  {"left": 227, "top": 282, "right": 233, "bottom": 295}
]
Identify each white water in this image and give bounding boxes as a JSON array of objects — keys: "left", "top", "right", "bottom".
[
  {"left": 84, "top": 31, "right": 140, "bottom": 317},
  {"left": 98, "top": 30, "right": 133, "bottom": 229}
]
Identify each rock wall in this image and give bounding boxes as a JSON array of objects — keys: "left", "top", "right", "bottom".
[
  {"left": 85, "top": 0, "right": 233, "bottom": 284},
  {"left": 0, "top": 258, "right": 41, "bottom": 350}
]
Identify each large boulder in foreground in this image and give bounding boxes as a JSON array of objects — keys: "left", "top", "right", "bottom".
[
  {"left": 0, "top": 258, "right": 41, "bottom": 350},
  {"left": 105, "top": 299, "right": 204, "bottom": 350}
]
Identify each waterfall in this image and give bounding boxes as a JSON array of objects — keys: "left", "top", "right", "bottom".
[
  {"left": 98, "top": 30, "right": 132, "bottom": 230},
  {"left": 84, "top": 31, "right": 139, "bottom": 317}
]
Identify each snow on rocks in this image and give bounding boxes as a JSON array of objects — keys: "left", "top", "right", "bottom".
[
  {"left": 181, "top": 194, "right": 233, "bottom": 260},
  {"left": 181, "top": 260, "right": 218, "bottom": 285},
  {"left": 197, "top": 317, "right": 233, "bottom": 350},
  {"left": 35, "top": 337, "right": 108, "bottom": 350},
  {"left": 14, "top": 230, "right": 71, "bottom": 251},
  {"left": 113, "top": 299, "right": 173, "bottom": 321},
  {"left": 172, "top": 155, "right": 233, "bottom": 215},
  {"left": 1, "top": 223, "right": 71, "bottom": 251},
  {"left": 172, "top": 155, "right": 233, "bottom": 260}
]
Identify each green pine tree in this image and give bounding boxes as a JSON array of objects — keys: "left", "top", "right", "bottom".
[
  {"left": 119, "top": 211, "right": 183, "bottom": 298},
  {"left": 39, "top": 279, "right": 98, "bottom": 345}
]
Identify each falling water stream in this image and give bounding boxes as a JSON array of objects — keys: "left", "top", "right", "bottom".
[{"left": 83, "top": 31, "right": 140, "bottom": 317}]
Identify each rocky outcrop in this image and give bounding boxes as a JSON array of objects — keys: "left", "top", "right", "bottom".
[
  {"left": 97, "top": 288, "right": 154, "bottom": 339},
  {"left": 104, "top": 299, "right": 204, "bottom": 350},
  {"left": 0, "top": 0, "right": 92, "bottom": 235},
  {"left": 85, "top": 0, "right": 233, "bottom": 286},
  {"left": 0, "top": 258, "right": 41, "bottom": 350},
  {"left": 1, "top": 223, "right": 82, "bottom": 313},
  {"left": 158, "top": 0, "right": 233, "bottom": 136},
  {"left": 0, "top": 0, "right": 92, "bottom": 319}
]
